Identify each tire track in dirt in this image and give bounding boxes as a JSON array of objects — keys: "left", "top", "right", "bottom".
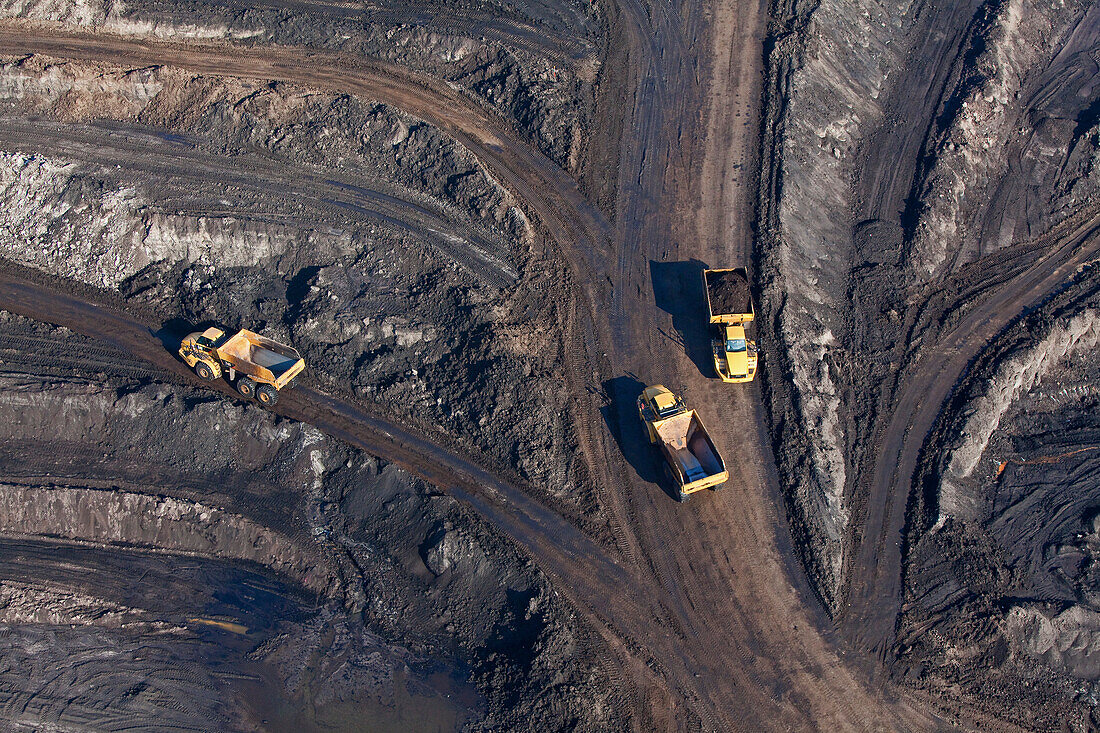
[
  {"left": 0, "top": 26, "right": 613, "bottom": 277},
  {"left": 0, "top": 119, "right": 518, "bottom": 289},
  {"left": 842, "top": 209, "right": 1100, "bottom": 661}
]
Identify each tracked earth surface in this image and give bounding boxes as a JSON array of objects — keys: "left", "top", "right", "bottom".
[{"left": 0, "top": 0, "right": 1096, "bottom": 730}]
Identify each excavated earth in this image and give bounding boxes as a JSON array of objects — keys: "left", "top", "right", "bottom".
[
  {"left": 758, "top": 0, "right": 1100, "bottom": 727},
  {"left": 0, "top": 0, "right": 1099, "bottom": 728},
  {"left": 0, "top": 310, "right": 617, "bottom": 730}
]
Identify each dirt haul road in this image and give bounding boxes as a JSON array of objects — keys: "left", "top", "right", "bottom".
[
  {"left": 575, "top": 0, "right": 944, "bottom": 728},
  {"left": 0, "top": 3, "right": 1063, "bottom": 732}
]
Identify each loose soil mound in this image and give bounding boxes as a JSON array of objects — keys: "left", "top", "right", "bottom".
[{"left": 704, "top": 268, "right": 751, "bottom": 316}]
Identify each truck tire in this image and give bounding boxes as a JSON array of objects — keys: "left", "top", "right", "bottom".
[
  {"left": 256, "top": 384, "right": 278, "bottom": 406},
  {"left": 677, "top": 490, "right": 690, "bottom": 503},
  {"left": 194, "top": 362, "right": 216, "bottom": 381},
  {"left": 236, "top": 377, "right": 256, "bottom": 399},
  {"left": 712, "top": 482, "right": 726, "bottom": 492}
]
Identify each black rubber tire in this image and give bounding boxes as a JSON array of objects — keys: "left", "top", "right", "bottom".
[
  {"left": 236, "top": 377, "right": 256, "bottom": 398},
  {"left": 712, "top": 482, "right": 727, "bottom": 492},
  {"left": 194, "top": 362, "right": 216, "bottom": 381},
  {"left": 677, "top": 490, "right": 690, "bottom": 503},
  {"left": 256, "top": 385, "right": 278, "bottom": 406}
]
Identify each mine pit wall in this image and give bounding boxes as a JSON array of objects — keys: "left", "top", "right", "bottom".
[
  {"left": 0, "top": 484, "right": 334, "bottom": 593},
  {"left": 758, "top": 0, "right": 1095, "bottom": 613},
  {"left": 758, "top": 0, "right": 917, "bottom": 611},
  {"left": 908, "top": 0, "right": 1069, "bottom": 276},
  {"left": 0, "top": 0, "right": 598, "bottom": 169},
  {"left": 0, "top": 376, "right": 337, "bottom": 591},
  {"left": 899, "top": 272, "right": 1100, "bottom": 726},
  {"left": 0, "top": 57, "right": 529, "bottom": 289}
]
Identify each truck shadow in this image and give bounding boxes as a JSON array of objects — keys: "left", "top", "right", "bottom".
[
  {"left": 649, "top": 259, "right": 714, "bottom": 378},
  {"left": 152, "top": 318, "right": 223, "bottom": 354},
  {"left": 151, "top": 317, "right": 196, "bottom": 352},
  {"left": 600, "top": 375, "right": 681, "bottom": 503}
]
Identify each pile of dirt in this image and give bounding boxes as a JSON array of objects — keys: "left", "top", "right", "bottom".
[
  {"left": 0, "top": 310, "right": 621, "bottom": 730},
  {"left": 703, "top": 268, "right": 751, "bottom": 316}
]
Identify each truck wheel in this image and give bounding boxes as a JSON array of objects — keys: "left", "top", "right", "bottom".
[
  {"left": 712, "top": 482, "right": 727, "bottom": 492},
  {"left": 256, "top": 385, "right": 278, "bottom": 406},
  {"left": 236, "top": 377, "right": 256, "bottom": 399},
  {"left": 677, "top": 490, "right": 690, "bottom": 503},
  {"left": 194, "top": 362, "right": 216, "bottom": 381}
]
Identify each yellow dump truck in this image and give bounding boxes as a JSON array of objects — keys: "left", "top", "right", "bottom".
[
  {"left": 703, "top": 268, "right": 757, "bottom": 383},
  {"left": 179, "top": 327, "right": 305, "bottom": 406},
  {"left": 637, "top": 385, "right": 728, "bottom": 501}
]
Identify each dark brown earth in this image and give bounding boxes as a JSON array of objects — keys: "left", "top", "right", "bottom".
[
  {"left": 703, "top": 268, "right": 752, "bottom": 317},
  {"left": 0, "top": 0, "right": 1097, "bottom": 730}
]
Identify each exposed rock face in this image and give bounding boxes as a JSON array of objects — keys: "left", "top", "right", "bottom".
[
  {"left": 1007, "top": 598, "right": 1100, "bottom": 680},
  {"left": 0, "top": 0, "right": 599, "bottom": 167},
  {"left": 0, "top": 149, "right": 338, "bottom": 288},
  {"left": 938, "top": 309, "right": 1100, "bottom": 521},
  {"left": 897, "top": 273, "right": 1100, "bottom": 728},
  {"left": 0, "top": 483, "right": 333, "bottom": 592},
  {"left": 760, "top": 0, "right": 918, "bottom": 607}
]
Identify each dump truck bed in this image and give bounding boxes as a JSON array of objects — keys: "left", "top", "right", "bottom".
[
  {"left": 704, "top": 268, "right": 754, "bottom": 324},
  {"left": 653, "top": 410, "right": 728, "bottom": 492},
  {"left": 217, "top": 330, "right": 305, "bottom": 389}
]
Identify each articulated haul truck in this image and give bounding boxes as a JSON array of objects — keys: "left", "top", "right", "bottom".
[
  {"left": 638, "top": 384, "right": 728, "bottom": 502},
  {"left": 702, "top": 268, "right": 757, "bottom": 383},
  {"left": 180, "top": 327, "right": 304, "bottom": 406}
]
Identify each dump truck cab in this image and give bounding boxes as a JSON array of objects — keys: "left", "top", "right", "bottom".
[
  {"left": 712, "top": 323, "right": 758, "bottom": 383},
  {"left": 637, "top": 385, "right": 729, "bottom": 501},
  {"left": 638, "top": 385, "right": 687, "bottom": 442},
  {"left": 180, "top": 327, "right": 229, "bottom": 378}
]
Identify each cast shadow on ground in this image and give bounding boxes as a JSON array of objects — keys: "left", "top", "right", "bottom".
[
  {"left": 152, "top": 317, "right": 221, "bottom": 353},
  {"left": 649, "top": 259, "right": 714, "bottom": 378},
  {"left": 600, "top": 374, "right": 683, "bottom": 503}
]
